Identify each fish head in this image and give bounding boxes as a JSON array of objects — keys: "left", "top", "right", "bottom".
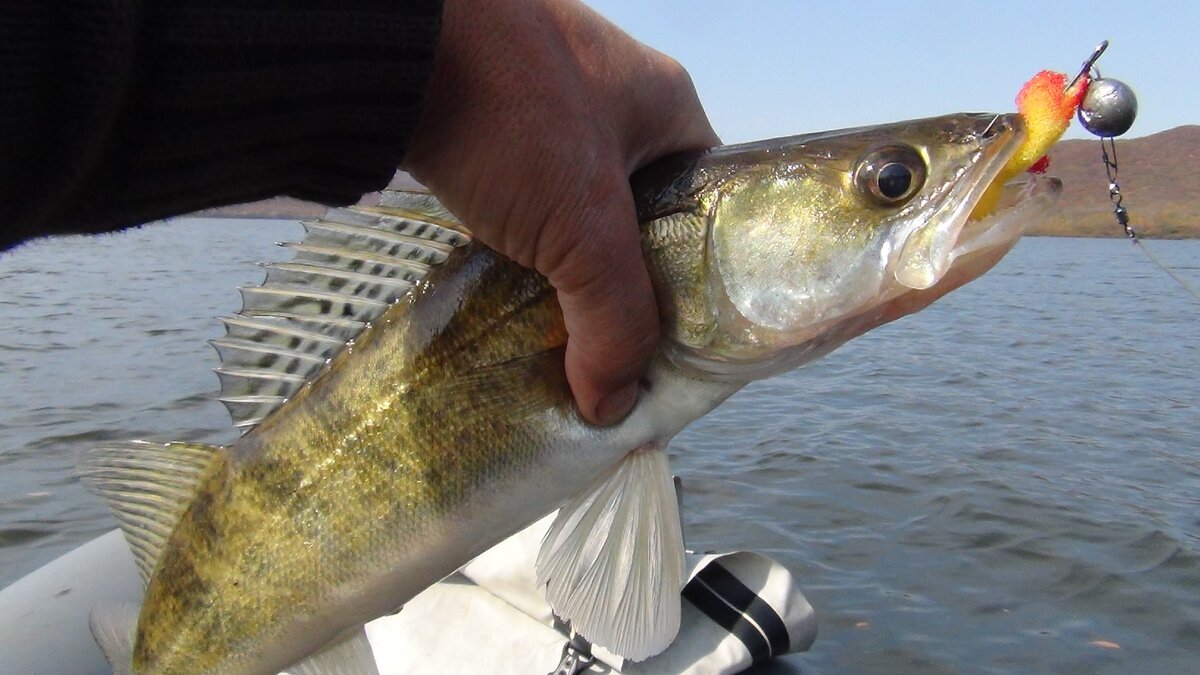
[{"left": 636, "top": 112, "right": 1060, "bottom": 380}]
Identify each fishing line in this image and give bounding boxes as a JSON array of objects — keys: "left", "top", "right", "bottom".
[
  {"left": 1133, "top": 238, "right": 1200, "bottom": 302},
  {"left": 1094, "top": 100, "right": 1200, "bottom": 304}
]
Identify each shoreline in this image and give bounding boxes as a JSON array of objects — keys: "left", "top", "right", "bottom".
[{"left": 186, "top": 213, "right": 1200, "bottom": 240}]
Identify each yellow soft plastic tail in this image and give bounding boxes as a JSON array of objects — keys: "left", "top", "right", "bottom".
[{"left": 971, "top": 69, "right": 1088, "bottom": 220}]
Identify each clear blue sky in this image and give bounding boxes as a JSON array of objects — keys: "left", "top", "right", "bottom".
[{"left": 588, "top": 1, "right": 1193, "bottom": 143}]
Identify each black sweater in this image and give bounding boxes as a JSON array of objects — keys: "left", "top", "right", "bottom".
[{"left": 1, "top": 1, "right": 442, "bottom": 251}]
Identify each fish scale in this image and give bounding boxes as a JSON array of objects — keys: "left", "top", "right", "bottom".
[{"left": 136, "top": 244, "right": 574, "bottom": 672}]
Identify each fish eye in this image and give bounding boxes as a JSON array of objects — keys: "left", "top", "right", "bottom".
[{"left": 854, "top": 145, "right": 927, "bottom": 206}]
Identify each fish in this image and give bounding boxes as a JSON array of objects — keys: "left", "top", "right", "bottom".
[{"left": 79, "top": 111, "right": 1060, "bottom": 674}]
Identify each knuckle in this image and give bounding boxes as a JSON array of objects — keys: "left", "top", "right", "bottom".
[
  {"left": 662, "top": 55, "right": 695, "bottom": 92},
  {"left": 650, "top": 52, "right": 699, "bottom": 102}
]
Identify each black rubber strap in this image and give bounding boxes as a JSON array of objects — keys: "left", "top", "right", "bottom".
[{"left": 682, "top": 561, "right": 790, "bottom": 663}]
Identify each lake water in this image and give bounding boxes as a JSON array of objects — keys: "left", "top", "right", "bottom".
[{"left": 1, "top": 220, "right": 1197, "bottom": 673}]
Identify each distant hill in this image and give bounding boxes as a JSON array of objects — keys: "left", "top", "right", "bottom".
[
  {"left": 194, "top": 173, "right": 425, "bottom": 220},
  {"left": 1034, "top": 125, "right": 1200, "bottom": 238},
  {"left": 196, "top": 195, "right": 324, "bottom": 220},
  {"left": 199, "top": 126, "right": 1200, "bottom": 238}
]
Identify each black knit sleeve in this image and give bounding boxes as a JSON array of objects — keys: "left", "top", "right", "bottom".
[{"left": 1, "top": 0, "right": 442, "bottom": 251}]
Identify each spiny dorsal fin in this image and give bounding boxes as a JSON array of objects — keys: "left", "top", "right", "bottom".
[
  {"left": 78, "top": 441, "right": 221, "bottom": 585},
  {"left": 376, "top": 189, "right": 463, "bottom": 228},
  {"left": 216, "top": 189, "right": 470, "bottom": 431}
]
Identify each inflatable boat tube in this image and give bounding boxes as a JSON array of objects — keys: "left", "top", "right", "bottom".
[{"left": 0, "top": 514, "right": 816, "bottom": 674}]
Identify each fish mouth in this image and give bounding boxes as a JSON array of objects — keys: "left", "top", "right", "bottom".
[
  {"left": 891, "top": 114, "right": 1041, "bottom": 290},
  {"left": 945, "top": 173, "right": 1061, "bottom": 266},
  {"left": 854, "top": 173, "right": 1061, "bottom": 336}
]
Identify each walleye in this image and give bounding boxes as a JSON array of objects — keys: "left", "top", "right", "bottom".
[{"left": 80, "top": 112, "right": 1059, "bottom": 674}]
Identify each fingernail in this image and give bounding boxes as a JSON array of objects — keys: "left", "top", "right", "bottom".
[{"left": 595, "top": 382, "right": 639, "bottom": 426}]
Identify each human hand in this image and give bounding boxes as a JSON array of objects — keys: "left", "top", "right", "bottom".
[{"left": 405, "top": 0, "right": 719, "bottom": 425}]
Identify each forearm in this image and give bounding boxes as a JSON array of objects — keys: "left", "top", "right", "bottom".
[{"left": 1, "top": 1, "right": 442, "bottom": 251}]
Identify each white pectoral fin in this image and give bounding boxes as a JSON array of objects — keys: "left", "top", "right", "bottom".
[
  {"left": 89, "top": 601, "right": 139, "bottom": 675},
  {"left": 535, "top": 445, "right": 686, "bottom": 662},
  {"left": 284, "top": 626, "right": 379, "bottom": 675}
]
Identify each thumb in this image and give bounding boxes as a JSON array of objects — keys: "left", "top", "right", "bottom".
[{"left": 541, "top": 176, "right": 660, "bottom": 426}]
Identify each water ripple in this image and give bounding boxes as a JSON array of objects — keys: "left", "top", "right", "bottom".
[{"left": 0, "top": 231, "right": 1197, "bottom": 672}]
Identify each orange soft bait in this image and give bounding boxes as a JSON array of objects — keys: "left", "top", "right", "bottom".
[{"left": 970, "top": 69, "right": 1088, "bottom": 220}]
